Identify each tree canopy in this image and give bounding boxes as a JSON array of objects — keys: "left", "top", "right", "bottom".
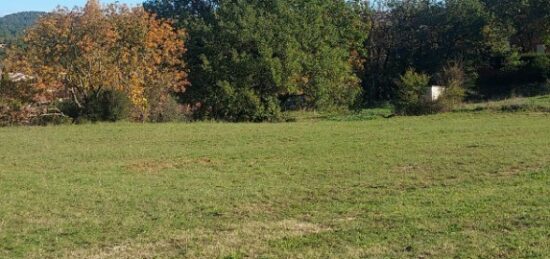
[
  {"left": 2, "top": 0, "right": 549, "bottom": 123},
  {"left": 145, "top": 0, "right": 369, "bottom": 121},
  {"left": 363, "top": 0, "right": 550, "bottom": 104},
  {"left": 2, "top": 0, "right": 188, "bottom": 121}
]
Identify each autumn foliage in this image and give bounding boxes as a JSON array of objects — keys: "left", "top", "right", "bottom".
[{"left": 3, "top": 0, "right": 188, "bottom": 121}]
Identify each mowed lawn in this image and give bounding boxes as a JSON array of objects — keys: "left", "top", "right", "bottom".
[{"left": 0, "top": 112, "right": 549, "bottom": 258}]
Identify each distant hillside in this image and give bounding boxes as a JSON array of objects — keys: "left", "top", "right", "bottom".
[{"left": 0, "top": 12, "right": 45, "bottom": 43}]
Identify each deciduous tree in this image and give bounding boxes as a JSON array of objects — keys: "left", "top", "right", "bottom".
[{"left": 3, "top": 0, "right": 188, "bottom": 121}]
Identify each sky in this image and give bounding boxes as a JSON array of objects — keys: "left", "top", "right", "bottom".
[{"left": 0, "top": 0, "right": 145, "bottom": 16}]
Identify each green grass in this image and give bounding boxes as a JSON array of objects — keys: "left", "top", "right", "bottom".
[
  {"left": 0, "top": 112, "right": 549, "bottom": 258},
  {"left": 457, "top": 95, "right": 550, "bottom": 113},
  {"left": 284, "top": 108, "right": 393, "bottom": 122}
]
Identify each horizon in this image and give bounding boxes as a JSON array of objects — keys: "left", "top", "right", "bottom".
[{"left": 0, "top": 0, "right": 144, "bottom": 16}]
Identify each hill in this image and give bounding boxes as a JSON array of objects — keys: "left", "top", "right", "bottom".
[{"left": 0, "top": 12, "right": 45, "bottom": 43}]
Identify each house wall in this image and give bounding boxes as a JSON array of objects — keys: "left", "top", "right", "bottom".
[
  {"left": 431, "top": 86, "right": 445, "bottom": 101},
  {"left": 424, "top": 86, "right": 445, "bottom": 101}
]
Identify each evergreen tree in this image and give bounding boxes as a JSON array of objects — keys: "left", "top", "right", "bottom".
[{"left": 145, "top": 0, "right": 368, "bottom": 121}]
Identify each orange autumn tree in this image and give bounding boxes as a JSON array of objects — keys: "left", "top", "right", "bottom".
[{"left": 3, "top": 0, "right": 188, "bottom": 121}]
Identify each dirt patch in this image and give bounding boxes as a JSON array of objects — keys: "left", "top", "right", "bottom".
[
  {"left": 125, "top": 161, "right": 177, "bottom": 174},
  {"left": 63, "top": 220, "right": 331, "bottom": 259},
  {"left": 63, "top": 241, "right": 181, "bottom": 259},
  {"left": 392, "top": 163, "right": 432, "bottom": 174},
  {"left": 125, "top": 157, "right": 219, "bottom": 174}
]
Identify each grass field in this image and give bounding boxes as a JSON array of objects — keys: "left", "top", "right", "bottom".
[
  {"left": 457, "top": 95, "right": 550, "bottom": 112},
  {"left": 0, "top": 110, "right": 549, "bottom": 258}
]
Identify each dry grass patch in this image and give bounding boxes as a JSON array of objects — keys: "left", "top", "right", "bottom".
[
  {"left": 64, "top": 220, "right": 331, "bottom": 259},
  {"left": 183, "top": 219, "right": 331, "bottom": 258},
  {"left": 125, "top": 161, "right": 177, "bottom": 174},
  {"left": 125, "top": 157, "right": 220, "bottom": 174}
]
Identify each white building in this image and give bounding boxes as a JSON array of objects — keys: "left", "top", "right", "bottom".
[{"left": 425, "top": 86, "right": 446, "bottom": 101}]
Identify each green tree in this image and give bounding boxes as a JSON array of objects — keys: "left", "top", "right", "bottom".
[
  {"left": 145, "top": 0, "right": 368, "bottom": 121},
  {"left": 363, "top": 0, "right": 492, "bottom": 104},
  {"left": 481, "top": 0, "right": 550, "bottom": 52},
  {"left": 394, "top": 69, "right": 431, "bottom": 115}
]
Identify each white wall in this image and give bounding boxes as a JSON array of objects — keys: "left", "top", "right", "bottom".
[{"left": 425, "top": 86, "right": 445, "bottom": 101}]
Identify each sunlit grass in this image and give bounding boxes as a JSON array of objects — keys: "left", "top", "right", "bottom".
[
  {"left": 457, "top": 95, "right": 550, "bottom": 112},
  {"left": 0, "top": 111, "right": 549, "bottom": 258}
]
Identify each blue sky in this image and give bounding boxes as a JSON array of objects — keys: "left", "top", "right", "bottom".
[{"left": 0, "top": 0, "right": 145, "bottom": 16}]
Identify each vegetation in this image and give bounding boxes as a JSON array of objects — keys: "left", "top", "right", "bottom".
[
  {"left": 1, "top": 0, "right": 549, "bottom": 123},
  {"left": 363, "top": 0, "right": 550, "bottom": 104},
  {"left": 2, "top": 0, "right": 188, "bottom": 123},
  {"left": 0, "top": 12, "right": 45, "bottom": 60},
  {"left": 0, "top": 12, "right": 44, "bottom": 42},
  {"left": 457, "top": 94, "right": 550, "bottom": 112},
  {"left": 0, "top": 1, "right": 549, "bottom": 257},
  {"left": 0, "top": 110, "right": 549, "bottom": 258},
  {"left": 144, "top": 0, "right": 368, "bottom": 121},
  {"left": 393, "top": 69, "right": 432, "bottom": 115},
  {"left": 478, "top": 53, "right": 550, "bottom": 97}
]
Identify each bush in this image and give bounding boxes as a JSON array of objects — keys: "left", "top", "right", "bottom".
[
  {"left": 437, "top": 86, "right": 465, "bottom": 112},
  {"left": 191, "top": 81, "right": 283, "bottom": 122},
  {"left": 436, "top": 63, "right": 466, "bottom": 112},
  {"left": 1, "top": 99, "right": 70, "bottom": 126},
  {"left": 0, "top": 76, "right": 41, "bottom": 126},
  {"left": 59, "top": 90, "right": 131, "bottom": 123},
  {"left": 394, "top": 66, "right": 466, "bottom": 115},
  {"left": 146, "top": 94, "right": 185, "bottom": 123},
  {"left": 394, "top": 69, "right": 432, "bottom": 115},
  {"left": 29, "top": 109, "right": 71, "bottom": 126}
]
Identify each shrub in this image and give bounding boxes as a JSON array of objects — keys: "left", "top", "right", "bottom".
[
  {"left": 29, "top": 108, "right": 71, "bottom": 126},
  {"left": 437, "top": 86, "right": 466, "bottom": 112},
  {"left": 146, "top": 94, "right": 185, "bottom": 123},
  {"left": 86, "top": 90, "right": 131, "bottom": 122},
  {"left": 56, "top": 100, "right": 80, "bottom": 121},
  {"left": 394, "top": 69, "right": 432, "bottom": 115},
  {"left": 1, "top": 99, "right": 70, "bottom": 126},
  {"left": 436, "top": 63, "right": 466, "bottom": 112},
  {"left": 192, "top": 81, "right": 283, "bottom": 122},
  {"left": 59, "top": 90, "right": 131, "bottom": 123},
  {"left": 0, "top": 99, "right": 25, "bottom": 126},
  {"left": 394, "top": 66, "right": 466, "bottom": 115}
]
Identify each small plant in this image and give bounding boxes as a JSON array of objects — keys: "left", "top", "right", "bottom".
[
  {"left": 394, "top": 69, "right": 431, "bottom": 115},
  {"left": 437, "top": 63, "right": 466, "bottom": 112}
]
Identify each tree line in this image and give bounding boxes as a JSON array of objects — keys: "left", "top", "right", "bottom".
[{"left": 1, "top": 0, "right": 549, "bottom": 124}]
